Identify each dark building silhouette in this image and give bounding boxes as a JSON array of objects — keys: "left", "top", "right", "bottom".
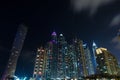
[{"left": 2, "top": 24, "right": 27, "bottom": 80}]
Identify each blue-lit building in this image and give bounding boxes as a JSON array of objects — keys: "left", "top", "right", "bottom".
[
  {"left": 57, "top": 34, "right": 68, "bottom": 79},
  {"left": 46, "top": 32, "right": 58, "bottom": 79},
  {"left": 96, "top": 48, "right": 119, "bottom": 75},
  {"left": 2, "top": 24, "right": 27, "bottom": 80},
  {"left": 33, "top": 47, "right": 47, "bottom": 80},
  {"left": 31, "top": 32, "right": 120, "bottom": 80},
  {"left": 71, "top": 39, "right": 92, "bottom": 78},
  {"left": 92, "top": 41, "right": 98, "bottom": 74},
  {"left": 83, "top": 44, "right": 94, "bottom": 75}
]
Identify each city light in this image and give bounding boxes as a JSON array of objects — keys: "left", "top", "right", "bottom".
[
  {"left": 74, "top": 78, "right": 77, "bottom": 80},
  {"left": 2, "top": 30, "right": 119, "bottom": 80}
]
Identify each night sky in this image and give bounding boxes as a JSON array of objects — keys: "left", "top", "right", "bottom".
[{"left": 0, "top": 0, "right": 120, "bottom": 79}]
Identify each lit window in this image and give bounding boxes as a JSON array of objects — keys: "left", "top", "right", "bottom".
[
  {"left": 103, "top": 66, "right": 106, "bottom": 69},
  {"left": 37, "top": 55, "right": 39, "bottom": 57},
  {"left": 40, "top": 65, "right": 42, "bottom": 67},
  {"left": 104, "top": 71, "right": 107, "bottom": 73},
  {"left": 36, "top": 59, "right": 39, "bottom": 61},
  {"left": 41, "top": 59, "right": 43, "bottom": 61},
  {"left": 96, "top": 49, "right": 102, "bottom": 54},
  {"left": 39, "top": 72, "right": 42, "bottom": 75},
  {"left": 100, "top": 69, "right": 103, "bottom": 71},
  {"left": 34, "top": 72, "right": 36, "bottom": 74},
  {"left": 35, "top": 65, "right": 38, "bottom": 67},
  {"left": 39, "top": 68, "right": 42, "bottom": 70},
  {"left": 101, "top": 58, "right": 104, "bottom": 60},
  {"left": 42, "top": 50, "right": 44, "bottom": 52},
  {"left": 40, "top": 62, "right": 43, "bottom": 64},
  {"left": 38, "top": 49, "right": 41, "bottom": 52},
  {"left": 36, "top": 62, "right": 38, "bottom": 63},
  {"left": 75, "top": 78, "right": 77, "bottom": 80}
]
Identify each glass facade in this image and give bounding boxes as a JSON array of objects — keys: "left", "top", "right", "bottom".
[{"left": 32, "top": 32, "right": 119, "bottom": 80}]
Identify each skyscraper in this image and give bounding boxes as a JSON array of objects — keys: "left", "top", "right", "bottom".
[
  {"left": 46, "top": 31, "right": 58, "bottom": 79},
  {"left": 83, "top": 44, "right": 94, "bottom": 75},
  {"left": 2, "top": 24, "right": 27, "bottom": 80},
  {"left": 57, "top": 34, "right": 68, "bottom": 79},
  {"left": 33, "top": 47, "right": 47, "bottom": 80},
  {"left": 72, "top": 39, "right": 89, "bottom": 78},
  {"left": 77, "top": 40, "right": 88, "bottom": 77},
  {"left": 92, "top": 41, "right": 98, "bottom": 74},
  {"left": 96, "top": 48, "right": 119, "bottom": 75},
  {"left": 31, "top": 31, "right": 120, "bottom": 80}
]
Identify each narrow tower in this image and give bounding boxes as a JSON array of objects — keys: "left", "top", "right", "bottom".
[
  {"left": 92, "top": 41, "right": 98, "bottom": 74},
  {"left": 57, "top": 34, "right": 68, "bottom": 79},
  {"left": 2, "top": 24, "right": 27, "bottom": 80},
  {"left": 33, "top": 47, "right": 47, "bottom": 80},
  {"left": 47, "top": 31, "right": 58, "bottom": 79}
]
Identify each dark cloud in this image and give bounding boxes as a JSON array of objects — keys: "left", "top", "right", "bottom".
[
  {"left": 110, "top": 14, "right": 120, "bottom": 27},
  {"left": 70, "top": 0, "right": 114, "bottom": 15},
  {"left": 111, "top": 36, "right": 120, "bottom": 49}
]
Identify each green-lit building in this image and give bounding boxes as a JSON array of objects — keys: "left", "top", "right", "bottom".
[{"left": 96, "top": 48, "right": 119, "bottom": 75}]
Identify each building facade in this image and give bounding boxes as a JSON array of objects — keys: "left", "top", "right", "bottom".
[
  {"left": 83, "top": 44, "right": 94, "bottom": 75},
  {"left": 57, "top": 34, "right": 68, "bottom": 79},
  {"left": 32, "top": 32, "right": 119, "bottom": 80},
  {"left": 96, "top": 48, "right": 119, "bottom": 75},
  {"left": 92, "top": 42, "right": 98, "bottom": 74},
  {"left": 2, "top": 24, "right": 27, "bottom": 80},
  {"left": 33, "top": 47, "right": 47, "bottom": 80}
]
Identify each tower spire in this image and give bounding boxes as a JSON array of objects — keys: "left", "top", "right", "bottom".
[
  {"left": 51, "top": 31, "right": 57, "bottom": 43},
  {"left": 92, "top": 41, "right": 98, "bottom": 74}
]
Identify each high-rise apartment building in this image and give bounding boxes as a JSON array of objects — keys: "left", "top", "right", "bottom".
[
  {"left": 33, "top": 47, "right": 47, "bottom": 80},
  {"left": 77, "top": 40, "right": 88, "bottom": 77},
  {"left": 96, "top": 48, "right": 119, "bottom": 75},
  {"left": 57, "top": 34, "right": 68, "bottom": 79},
  {"left": 32, "top": 32, "right": 119, "bottom": 80},
  {"left": 83, "top": 44, "right": 94, "bottom": 75},
  {"left": 46, "top": 32, "right": 58, "bottom": 79},
  {"left": 72, "top": 39, "right": 94, "bottom": 78},
  {"left": 2, "top": 24, "right": 27, "bottom": 80}
]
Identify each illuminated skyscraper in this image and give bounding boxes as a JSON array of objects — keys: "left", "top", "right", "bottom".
[
  {"left": 72, "top": 39, "right": 89, "bottom": 78},
  {"left": 31, "top": 32, "right": 120, "bottom": 79},
  {"left": 72, "top": 39, "right": 81, "bottom": 78},
  {"left": 77, "top": 40, "right": 88, "bottom": 77},
  {"left": 83, "top": 44, "right": 94, "bottom": 75},
  {"left": 46, "top": 31, "right": 58, "bottom": 79},
  {"left": 96, "top": 48, "right": 119, "bottom": 75},
  {"left": 57, "top": 34, "right": 68, "bottom": 79},
  {"left": 92, "top": 41, "right": 98, "bottom": 73},
  {"left": 33, "top": 47, "right": 47, "bottom": 80},
  {"left": 2, "top": 24, "right": 27, "bottom": 80}
]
